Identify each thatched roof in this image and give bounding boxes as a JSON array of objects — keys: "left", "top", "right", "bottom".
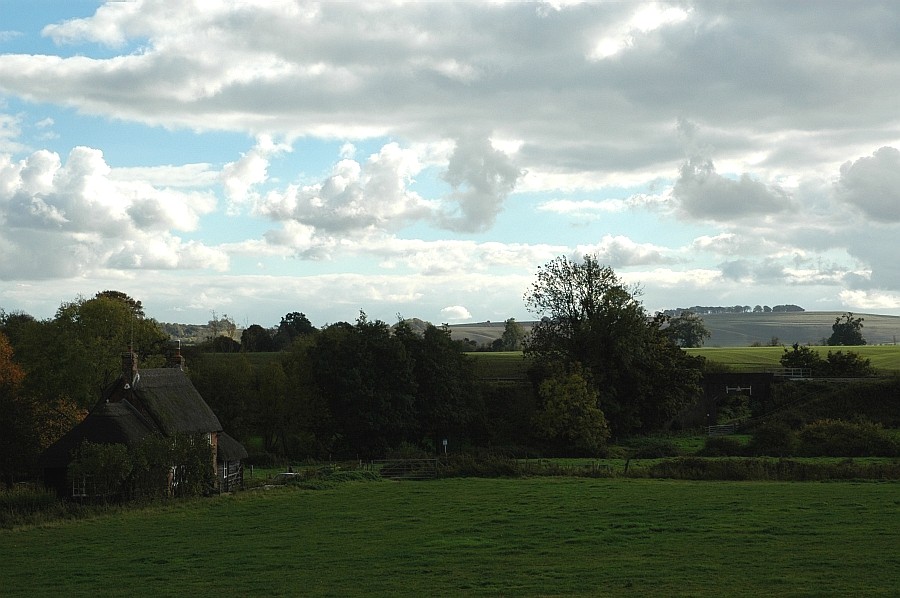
[
  {"left": 217, "top": 432, "right": 249, "bottom": 462},
  {"left": 128, "top": 368, "right": 222, "bottom": 436},
  {"left": 39, "top": 401, "right": 157, "bottom": 468},
  {"left": 41, "top": 365, "right": 237, "bottom": 472}
]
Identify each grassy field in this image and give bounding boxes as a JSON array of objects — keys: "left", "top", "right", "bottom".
[
  {"left": 686, "top": 344, "right": 900, "bottom": 373},
  {"left": 2, "top": 477, "right": 898, "bottom": 596},
  {"left": 467, "top": 345, "right": 900, "bottom": 378}
]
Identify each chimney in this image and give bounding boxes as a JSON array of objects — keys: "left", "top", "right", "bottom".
[
  {"left": 122, "top": 346, "right": 138, "bottom": 387},
  {"left": 169, "top": 340, "right": 185, "bottom": 371}
]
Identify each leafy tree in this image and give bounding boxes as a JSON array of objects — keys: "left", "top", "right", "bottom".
[
  {"left": 533, "top": 367, "right": 609, "bottom": 456},
  {"left": 309, "top": 313, "right": 417, "bottom": 458},
  {"left": 11, "top": 294, "right": 167, "bottom": 410},
  {"left": 205, "top": 335, "right": 241, "bottom": 353},
  {"left": 824, "top": 350, "right": 875, "bottom": 377},
  {"left": 396, "top": 322, "right": 482, "bottom": 450},
  {"left": 663, "top": 310, "right": 710, "bottom": 348},
  {"left": 828, "top": 312, "right": 866, "bottom": 346},
  {"left": 0, "top": 331, "right": 37, "bottom": 487},
  {"left": 779, "top": 344, "right": 873, "bottom": 377},
  {"left": 95, "top": 290, "right": 145, "bottom": 318},
  {"left": 206, "top": 311, "right": 237, "bottom": 341},
  {"left": 492, "top": 318, "right": 525, "bottom": 351},
  {"left": 780, "top": 343, "right": 825, "bottom": 376},
  {"left": 524, "top": 255, "right": 702, "bottom": 436},
  {"left": 240, "top": 324, "right": 276, "bottom": 352},
  {"left": 274, "top": 311, "right": 316, "bottom": 349}
]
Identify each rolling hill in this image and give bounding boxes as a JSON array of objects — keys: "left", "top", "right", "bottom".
[{"left": 447, "top": 312, "right": 900, "bottom": 348}]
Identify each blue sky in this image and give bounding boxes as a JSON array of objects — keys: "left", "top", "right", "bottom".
[{"left": 2, "top": 1, "right": 900, "bottom": 328}]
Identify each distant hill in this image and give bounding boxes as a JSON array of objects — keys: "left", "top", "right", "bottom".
[
  {"left": 446, "top": 312, "right": 900, "bottom": 348},
  {"left": 698, "top": 312, "right": 900, "bottom": 347}
]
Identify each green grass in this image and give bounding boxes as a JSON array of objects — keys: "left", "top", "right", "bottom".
[
  {"left": 687, "top": 344, "right": 900, "bottom": 373},
  {"left": 467, "top": 351, "right": 532, "bottom": 379},
  {"left": 2, "top": 478, "right": 898, "bottom": 596}
]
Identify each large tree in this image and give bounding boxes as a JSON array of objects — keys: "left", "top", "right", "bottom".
[
  {"left": 663, "top": 310, "right": 710, "bottom": 348},
  {"left": 8, "top": 293, "right": 168, "bottom": 410},
  {"left": 274, "top": 311, "right": 316, "bottom": 349},
  {"left": 492, "top": 318, "right": 526, "bottom": 351},
  {"left": 828, "top": 312, "right": 866, "bottom": 346},
  {"left": 524, "top": 255, "right": 702, "bottom": 437}
]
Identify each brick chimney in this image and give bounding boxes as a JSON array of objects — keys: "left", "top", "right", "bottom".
[{"left": 168, "top": 340, "right": 185, "bottom": 371}]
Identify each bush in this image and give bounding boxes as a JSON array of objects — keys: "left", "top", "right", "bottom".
[
  {"left": 747, "top": 421, "right": 798, "bottom": 457},
  {"left": 796, "top": 419, "right": 900, "bottom": 457},
  {"left": 0, "top": 485, "right": 61, "bottom": 528},
  {"left": 697, "top": 436, "right": 746, "bottom": 457},
  {"left": 640, "top": 457, "right": 900, "bottom": 481},
  {"left": 624, "top": 437, "right": 682, "bottom": 458}
]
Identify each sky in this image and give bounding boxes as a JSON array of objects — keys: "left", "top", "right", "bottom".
[{"left": 1, "top": 1, "right": 900, "bottom": 328}]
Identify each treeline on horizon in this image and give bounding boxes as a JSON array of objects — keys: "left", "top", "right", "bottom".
[{"left": 661, "top": 304, "right": 806, "bottom": 316}]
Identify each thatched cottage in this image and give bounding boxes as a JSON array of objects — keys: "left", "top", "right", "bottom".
[{"left": 40, "top": 347, "right": 247, "bottom": 498}]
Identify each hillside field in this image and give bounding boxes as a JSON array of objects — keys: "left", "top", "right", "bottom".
[
  {"left": 448, "top": 312, "right": 900, "bottom": 348},
  {"left": 2, "top": 478, "right": 898, "bottom": 596}
]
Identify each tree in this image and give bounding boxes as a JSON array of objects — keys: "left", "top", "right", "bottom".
[
  {"left": 780, "top": 343, "right": 825, "bottom": 376},
  {"left": 533, "top": 367, "right": 609, "bottom": 456},
  {"left": 0, "top": 331, "right": 35, "bottom": 487},
  {"left": 240, "top": 324, "right": 276, "bottom": 352},
  {"left": 524, "top": 255, "right": 702, "bottom": 436},
  {"left": 12, "top": 294, "right": 168, "bottom": 410},
  {"left": 395, "top": 321, "right": 482, "bottom": 450},
  {"left": 274, "top": 312, "right": 316, "bottom": 349},
  {"left": 309, "top": 313, "right": 417, "bottom": 458},
  {"left": 825, "top": 350, "right": 875, "bottom": 377},
  {"left": 206, "top": 311, "right": 237, "bottom": 341},
  {"left": 663, "top": 311, "right": 710, "bottom": 348},
  {"left": 495, "top": 318, "right": 525, "bottom": 351},
  {"left": 828, "top": 312, "right": 866, "bottom": 346}
]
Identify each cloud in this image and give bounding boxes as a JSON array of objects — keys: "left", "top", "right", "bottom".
[
  {"left": 0, "top": 113, "right": 27, "bottom": 154},
  {"left": 437, "top": 135, "right": 522, "bottom": 232},
  {"left": 257, "top": 141, "right": 433, "bottom": 240},
  {"left": 220, "top": 135, "right": 291, "bottom": 211},
  {"left": 577, "top": 235, "right": 677, "bottom": 267},
  {"left": 0, "top": 147, "right": 224, "bottom": 279},
  {"left": 673, "top": 157, "right": 791, "bottom": 221},
  {"left": 1, "top": 2, "right": 898, "bottom": 185},
  {"left": 440, "top": 305, "right": 472, "bottom": 322},
  {"left": 835, "top": 147, "right": 900, "bottom": 222}
]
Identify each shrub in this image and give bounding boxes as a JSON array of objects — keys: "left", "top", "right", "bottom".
[
  {"left": 697, "top": 436, "right": 746, "bottom": 457},
  {"left": 640, "top": 457, "right": 900, "bottom": 481},
  {"left": 0, "top": 485, "right": 61, "bottom": 528},
  {"left": 747, "top": 421, "right": 798, "bottom": 457},
  {"left": 796, "top": 419, "right": 900, "bottom": 457},
  {"left": 625, "top": 437, "right": 682, "bottom": 458}
]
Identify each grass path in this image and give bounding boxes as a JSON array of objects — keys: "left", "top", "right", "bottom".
[{"left": 3, "top": 478, "right": 899, "bottom": 596}]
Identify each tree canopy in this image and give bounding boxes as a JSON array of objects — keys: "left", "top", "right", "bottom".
[
  {"left": 524, "top": 255, "right": 703, "bottom": 438},
  {"left": 828, "top": 312, "right": 866, "bottom": 346},
  {"left": 663, "top": 310, "right": 711, "bottom": 348}
]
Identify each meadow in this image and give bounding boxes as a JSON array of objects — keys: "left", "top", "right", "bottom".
[
  {"left": 2, "top": 477, "right": 898, "bottom": 596},
  {"left": 465, "top": 345, "right": 900, "bottom": 378}
]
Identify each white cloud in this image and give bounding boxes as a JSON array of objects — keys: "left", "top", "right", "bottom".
[
  {"left": 590, "top": 3, "right": 691, "bottom": 60},
  {"left": 0, "top": 147, "right": 224, "bottom": 279},
  {"left": 220, "top": 135, "right": 291, "bottom": 210},
  {"left": 441, "top": 305, "right": 472, "bottom": 322},
  {"left": 839, "top": 289, "right": 900, "bottom": 310}
]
